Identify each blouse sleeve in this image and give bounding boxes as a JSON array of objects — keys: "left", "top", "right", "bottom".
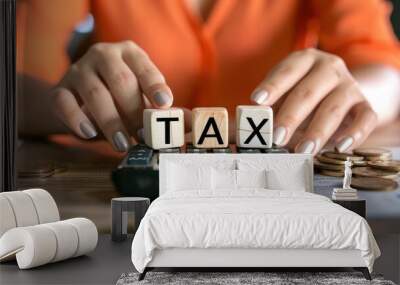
[
  {"left": 17, "top": 0, "right": 89, "bottom": 84},
  {"left": 311, "top": 0, "right": 400, "bottom": 70}
]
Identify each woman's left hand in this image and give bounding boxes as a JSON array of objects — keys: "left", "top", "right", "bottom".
[{"left": 251, "top": 48, "right": 378, "bottom": 154}]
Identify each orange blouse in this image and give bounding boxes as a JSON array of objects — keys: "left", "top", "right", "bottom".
[{"left": 17, "top": 0, "right": 400, "bottom": 115}]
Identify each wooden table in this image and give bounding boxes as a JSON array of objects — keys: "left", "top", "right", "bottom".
[{"left": 16, "top": 139, "right": 121, "bottom": 233}]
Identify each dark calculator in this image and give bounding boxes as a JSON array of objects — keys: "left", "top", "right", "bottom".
[{"left": 112, "top": 144, "right": 288, "bottom": 201}]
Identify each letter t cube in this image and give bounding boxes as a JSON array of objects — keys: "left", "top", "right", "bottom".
[{"left": 143, "top": 108, "right": 184, "bottom": 149}]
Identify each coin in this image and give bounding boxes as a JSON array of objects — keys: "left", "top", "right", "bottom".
[
  {"left": 18, "top": 161, "right": 55, "bottom": 178},
  {"left": 317, "top": 155, "right": 345, "bottom": 165},
  {"left": 364, "top": 154, "right": 392, "bottom": 161},
  {"left": 352, "top": 167, "right": 399, "bottom": 179},
  {"left": 314, "top": 160, "right": 344, "bottom": 171},
  {"left": 353, "top": 148, "right": 391, "bottom": 157},
  {"left": 351, "top": 177, "right": 398, "bottom": 191},
  {"left": 319, "top": 169, "right": 344, "bottom": 177},
  {"left": 54, "top": 162, "right": 68, "bottom": 173},
  {"left": 18, "top": 170, "right": 55, "bottom": 178},
  {"left": 367, "top": 160, "right": 400, "bottom": 172},
  {"left": 351, "top": 160, "right": 368, "bottom": 166},
  {"left": 322, "top": 151, "right": 364, "bottom": 161}
]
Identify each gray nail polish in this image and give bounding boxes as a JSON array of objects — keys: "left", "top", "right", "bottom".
[
  {"left": 79, "top": 121, "right": 97, "bottom": 139},
  {"left": 251, "top": 90, "right": 269, "bottom": 104},
  {"left": 273, "top": 126, "right": 287, "bottom": 146},
  {"left": 113, "top": 131, "right": 129, "bottom": 152},
  {"left": 297, "top": 140, "right": 316, "bottom": 154},
  {"left": 153, "top": 91, "right": 172, "bottom": 107},
  {"left": 335, "top": 137, "right": 354, "bottom": 153}
]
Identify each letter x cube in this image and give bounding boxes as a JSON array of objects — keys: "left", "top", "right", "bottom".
[{"left": 236, "top": 105, "right": 273, "bottom": 148}]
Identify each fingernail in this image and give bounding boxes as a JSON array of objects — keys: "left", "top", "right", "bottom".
[
  {"left": 273, "top": 126, "right": 287, "bottom": 145},
  {"left": 79, "top": 121, "right": 97, "bottom": 139},
  {"left": 353, "top": 131, "right": 362, "bottom": 141},
  {"left": 137, "top": 128, "right": 144, "bottom": 142},
  {"left": 113, "top": 131, "right": 129, "bottom": 152},
  {"left": 335, "top": 136, "right": 354, "bottom": 153},
  {"left": 297, "top": 140, "right": 316, "bottom": 154},
  {"left": 251, "top": 89, "right": 269, "bottom": 104},
  {"left": 153, "top": 91, "right": 172, "bottom": 107}
]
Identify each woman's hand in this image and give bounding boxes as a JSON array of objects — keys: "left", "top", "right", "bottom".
[
  {"left": 251, "top": 48, "right": 378, "bottom": 154},
  {"left": 50, "top": 41, "right": 173, "bottom": 152}
]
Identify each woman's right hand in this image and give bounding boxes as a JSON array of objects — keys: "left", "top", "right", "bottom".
[{"left": 50, "top": 41, "right": 173, "bottom": 152}]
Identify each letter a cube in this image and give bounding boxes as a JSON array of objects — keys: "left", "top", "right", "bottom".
[{"left": 192, "top": 107, "right": 228, "bottom": 148}]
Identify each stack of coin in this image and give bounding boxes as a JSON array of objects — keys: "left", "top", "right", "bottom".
[
  {"left": 315, "top": 151, "right": 365, "bottom": 177},
  {"left": 352, "top": 167, "right": 399, "bottom": 180},
  {"left": 18, "top": 161, "right": 56, "bottom": 178},
  {"left": 315, "top": 148, "right": 399, "bottom": 191},
  {"left": 351, "top": 177, "right": 398, "bottom": 191},
  {"left": 54, "top": 162, "right": 68, "bottom": 174},
  {"left": 353, "top": 148, "right": 392, "bottom": 161},
  {"left": 367, "top": 160, "right": 400, "bottom": 172}
]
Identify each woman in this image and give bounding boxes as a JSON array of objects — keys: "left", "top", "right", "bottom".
[{"left": 17, "top": 0, "right": 400, "bottom": 154}]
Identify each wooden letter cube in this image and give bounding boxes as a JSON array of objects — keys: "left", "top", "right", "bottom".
[
  {"left": 236, "top": 105, "right": 273, "bottom": 148},
  {"left": 143, "top": 108, "right": 184, "bottom": 149},
  {"left": 192, "top": 107, "right": 228, "bottom": 148}
]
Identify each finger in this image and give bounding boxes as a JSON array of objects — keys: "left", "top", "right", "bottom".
[
  {"left": 121, "top": 41, "right": 173, "bottom": 108},
  {"left": 294, "top": 83, "right": 364, "bottom": 154},
  {"left": 251, "top": 49, "right": 316, "bottom": 105},
  {"left": 273, "top": 60, "right": 345, "bottom": 146},
  {"left": 94, "top": 54, "right": 144, "bottom": 133},
  {"left": 334, "top": 102, "right": 378, "bottom": 153},
  {"left": 69, "top": 67, "right": 131, "bottom": 152},
  {"left": 51, "top": 87, "right": 97, "bottom": 139}
]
